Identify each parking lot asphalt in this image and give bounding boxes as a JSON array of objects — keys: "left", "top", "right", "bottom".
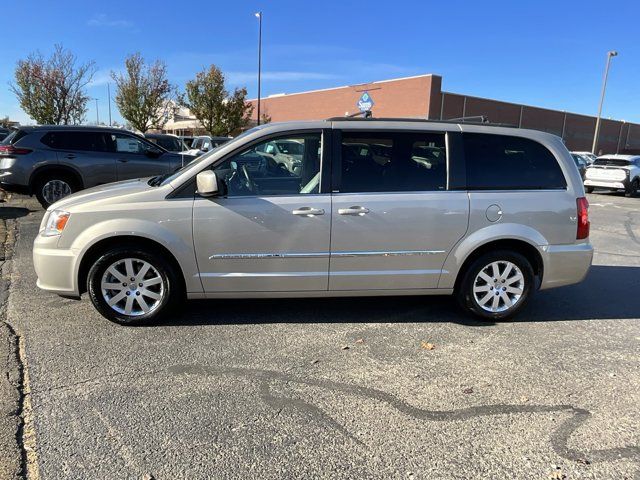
[{"left": 4, "top": 192, "right": 640, "bottom": 479}]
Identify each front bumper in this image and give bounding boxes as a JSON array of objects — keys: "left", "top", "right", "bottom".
[
  {"left": 33, "top": 234, "right": 80, "bottom": 296},
  {"left": 539, "top": 242, "right": 593, "bottom": 290}
]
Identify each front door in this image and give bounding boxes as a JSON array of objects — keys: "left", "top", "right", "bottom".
[
  {"left": 108, "top": 132, "right": 177, "bottom": 180},
  {"left": 330, "top": 130, "right": 469, "bottom": 290},
  {"left": 193, "top": 131, "right": 330, "bottom": 292}
]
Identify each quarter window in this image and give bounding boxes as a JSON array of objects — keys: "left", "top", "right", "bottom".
[
  {"left": 213, "top": 133, "right": 322, "bottom": 196},
  {"left": 463, "top": 133, "right": 566, "bottom": 190},
  {"left": 339, "top": 132, "right": 447, "bottom": 193}
]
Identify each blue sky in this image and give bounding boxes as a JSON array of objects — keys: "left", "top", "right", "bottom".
[{"left": 1, "top": 0, "right": 638, "bottom": 125}]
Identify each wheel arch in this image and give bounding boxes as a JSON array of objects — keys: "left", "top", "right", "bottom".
[
  {"left": 77, "top": 235, "right": 187, "bottom": 296},
  {"left": 451, "top": 239, "right": 544, "bottom": 294},
  {"left": 439, "top": 223, "right": 547, "bottom": 291},
  {"left": 29, "top": 164, "right": 84, "bottom": 193}
]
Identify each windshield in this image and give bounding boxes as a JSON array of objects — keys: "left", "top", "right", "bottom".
[
  {"left": 593, "top": 158, "right": 631, "bottom": 167},
  {"left": 155, "top": 127, "right": 260, "bottom": 186},
  {"left": 149, "top": 136, "right": 185, "bottom": 152}
]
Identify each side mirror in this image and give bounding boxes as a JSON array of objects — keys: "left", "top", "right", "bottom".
[{"left": 196, "top": 171, "right": 219, "bottom": 197}]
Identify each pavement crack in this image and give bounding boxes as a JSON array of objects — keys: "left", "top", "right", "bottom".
[{"left": 169, "top": 364, "right": 640, "bottom": 464}]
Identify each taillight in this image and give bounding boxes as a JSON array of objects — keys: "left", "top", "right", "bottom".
[
  {"left": 576, "top": 197, "right": 589, "bottom": 240},
  {"left": 0, "top": 145, "right": 32, "bottom": 155}
]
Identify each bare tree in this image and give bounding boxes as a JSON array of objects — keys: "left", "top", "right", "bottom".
[
  {"left": 0, "top": 116, "right": 11, "bottom": 127},
  {"left": 11, "top": 45, "right": 95, "bottom": 124},
  {"left": 182, "top": 65, "right": 253, "bottom": 136},
  {"left": 111, "top": 53, "right": 174, "bottom": 133}
]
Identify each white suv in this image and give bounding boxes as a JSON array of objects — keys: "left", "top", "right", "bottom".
[{"left": 584, "top": 154, "right": 640, "bottom": 197}]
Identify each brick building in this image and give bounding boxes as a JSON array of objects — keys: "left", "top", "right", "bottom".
[{"left": 248, "top": 74, "right": 640, "bottom": 155}]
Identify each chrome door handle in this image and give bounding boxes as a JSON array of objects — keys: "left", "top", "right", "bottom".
[
  {"left": 65, "top": 154, "right": 76, "bottom": 159},
  {"left": 292, "top": 207, "right": 325, "bottom": 216},
  {"left": 117, "top": 158, "right": 129, "bottom": 163},
  {"left": 338, "top": 206, "right": 370, "bottom": 216}
]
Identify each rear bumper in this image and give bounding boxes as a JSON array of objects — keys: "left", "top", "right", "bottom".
[
  {"left": 539, "top": 243, "right": 593, "bottom": 290},
  {"left": 33, "top": 235, "right": 80, "bottom": 296},
  {"left": 584, "top": 178, "right": 630, "bottom": 190}
]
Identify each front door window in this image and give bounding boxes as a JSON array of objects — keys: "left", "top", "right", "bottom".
[{"left": 213, "top": 133, "right": 322, "bottom": 196}]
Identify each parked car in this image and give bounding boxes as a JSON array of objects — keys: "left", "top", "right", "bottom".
[
  {"left": 256, "top": 138, "right": 305, "bottom": 173},
  {"left": 144, "top": 133, "right": 200, "bottom": 156},
  {"left": 571, "top": 153, "right": 588, "bottom": 179},
  {"left": 584, "top": 154, "right": 640, "bottom": 197},
  {"left": 0, "top": 127, "right": 11, "bottom": 142},
  {"left": 179, "top": 136, "right": 196, "bottom": 149},
  {"left": 191, "top": 135, "right": 232, "bottom": 155},
  {"left": 0, "top": 125, "right": 196, "bottom": 208},
  {"left": 33, "top": 118, "right": 592, "bottom": 325},
  {"left": 572, "top": 151, "right": 597, "bottom": 164}
]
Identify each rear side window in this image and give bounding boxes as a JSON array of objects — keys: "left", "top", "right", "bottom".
[
  {"left": 2, "top": 129, "right": 27, "bottom": 145},
  {"left": 339, "top": 131, "right": 447, "bottom": 193},
  {"left": 464, "top": 133, "right": 566, "bottom": 190},
  {"left": 41, "top": 131, "right": 109, "bottom": 152}
]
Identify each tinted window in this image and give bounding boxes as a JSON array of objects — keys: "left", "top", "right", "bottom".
[
  {"left": 148, "top": 136, "right": 181, "bottom": 151},
  {"left": 41, "top": 131, "right": 109, "bottom": 152},
  {"left": 213, "top": 133, "right": 322, "bottom": 196},
  {"left": 2, "top": 129, "right": 27, "bottom": 145},
  {"left": 464, "top": 133, "right": 566, "bottom": 190},
  {"left": 593, "top": 158, "right": 631, "bottom": 167},
  {"left": 339, "top": 132, "right": 447, "bottom": 193}
]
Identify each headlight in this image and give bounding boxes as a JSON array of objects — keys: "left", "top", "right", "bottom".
[{"left": 41, "top": 210, "right": 70, "bottom": 237}]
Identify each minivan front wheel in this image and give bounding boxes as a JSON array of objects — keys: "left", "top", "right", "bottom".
[
  {"left": 87, "top": 247, "right": 182, "bottom": 325},
  {"left": 457, "top": 251, "right": 534, "bottom": 321}
]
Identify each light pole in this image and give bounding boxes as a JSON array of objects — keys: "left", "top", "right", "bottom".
[
  {"left": 95, "top": 98, "right": 100, "bottom": 125},
  {"left": 255, "top": 11, "right": 262, "bottom": 126},
  {"left": 592, "top": 50, "right": 618, "bottom": 155},
  {"left": 107, "top": 83, "right": 112, "bottom": 126}
]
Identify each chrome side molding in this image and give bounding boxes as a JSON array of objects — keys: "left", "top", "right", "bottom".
[{"left": 209, "top": 250, "right": 445, "bottom": 260}]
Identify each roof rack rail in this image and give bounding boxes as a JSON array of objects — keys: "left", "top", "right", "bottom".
[{"left": 326, "top": 115, "right": 517, "bottom": 128}]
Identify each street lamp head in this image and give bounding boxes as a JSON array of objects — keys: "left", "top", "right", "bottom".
[
  {"left": 254, "top": 12, "right": 261, "bottom": 18},
  {"left": 608, "top": 50, "right": 618, "bottom": 57}
]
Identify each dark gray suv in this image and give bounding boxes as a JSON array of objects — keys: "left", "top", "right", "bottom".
[{"left": 0, "top": 125, "right": 195, "bottom": 207}]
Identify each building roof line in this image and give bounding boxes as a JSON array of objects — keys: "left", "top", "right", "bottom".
[
  {"left": 247, "top": 73, "right": 434, "bottom": 102},
  {"left": 441, "top": 90, "right": 634, "bottom": 124}
]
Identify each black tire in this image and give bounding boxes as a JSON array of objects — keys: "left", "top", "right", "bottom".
[
  {"left": 625, "top": 179, "right": 639, "bottom": 198},
  {"left": 456, "top": 250, "right": 535, "bottom": 321},
  {"left": 34, "top": 172, "right": 78, "bottom": 209},
  {"left": 585, "top": 186, "right": 594, "bottom": 194},
  {"left": 87, "top": 247, "right": 184, "bottom": 325}
]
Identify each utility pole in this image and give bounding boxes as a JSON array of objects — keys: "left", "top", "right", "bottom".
[
  {"left": 592, "top": 50, "right": 618, "bottom": 155},
  {"left": 255, "top": 11, "right": 262, "bottom": 125},
  {"left": 95, "top": 98, "right": 99, "bottom": 124}
]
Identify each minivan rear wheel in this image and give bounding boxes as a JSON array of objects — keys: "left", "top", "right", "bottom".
[
  {"left": 457, "top": 250, "right": 534, "bottom": 321},
  {"left": 34, "top": 173, "right": 78, "bottom": 208},
  {"left": 87, "top": 247, "right": 183, "bottom": 325}
]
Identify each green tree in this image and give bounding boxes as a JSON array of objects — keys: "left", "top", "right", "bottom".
[
  {"left": 182, "top": 65, "right": 253, "bottom": 136},
  {"left": 111, "top": 53, "right": 174, "bottom": 133},
  {"left": 11, "top": 45, "right": 95, "bottom": 124}
]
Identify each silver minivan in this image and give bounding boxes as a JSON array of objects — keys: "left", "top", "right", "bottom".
[{"left": 33, "top": 119, "right": 593, "bottom": 324}]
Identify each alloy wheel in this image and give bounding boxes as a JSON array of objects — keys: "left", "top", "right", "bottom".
[
  {"left": 42, "top": 180, "right": 72, "bottom": 204},
  {"left": 100, "top": 258, "right": 165, "bottom": 316},
  {"left": 472, "top": 260, "right": 525, "bottom": 313}
]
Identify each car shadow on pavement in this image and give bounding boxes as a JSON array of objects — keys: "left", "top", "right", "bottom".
[
  {"left": 0, "top": 206, "right": 32, "bottom": 220},
  {"left": 158, "top": 265, "right": 640, "bottom": 327}
]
